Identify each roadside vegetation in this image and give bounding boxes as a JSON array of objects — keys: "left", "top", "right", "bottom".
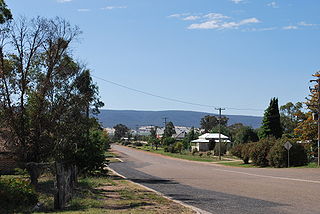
[{"left": 1, "top": 170, "right": 194, "bottom": 214}]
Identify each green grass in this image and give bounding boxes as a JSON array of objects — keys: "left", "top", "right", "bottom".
[
  {"left": 217, "top": 161, "right": 260, "bottom": 168},
  {"left": 133, "top": 145, "right": 234, "bottom": 162}
]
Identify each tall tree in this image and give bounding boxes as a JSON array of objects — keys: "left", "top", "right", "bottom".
[
  {"left": 294, "top": 73, "right": 318, "bottom": 140},
  {"left": 113, "top": 124, "right": 129, "bottom": 141},
  {"left": 0, "top": 0, "right": 12, "bottom": 24},
  {"left": 280, "top": 102, "right": 305, "bottom": 135},
  {"left": 200, "top": 115, "right": 226, "bottom": 132},
  {"left": 259, "top": 98, "right": 283, "bottom": 139},
  {"left": 0, "top": 17, "right": 105, "bottom": 184},
  {"left": 163, "top": 121, "right": 176, "bottom": 138}
]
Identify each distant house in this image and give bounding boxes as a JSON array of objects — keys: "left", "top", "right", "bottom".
[
  {"left": 156, "top": 126, "right": 200, "bottom": 140},
  {"left": 191, "top": 133, "right": 231, "bottom": 152}
]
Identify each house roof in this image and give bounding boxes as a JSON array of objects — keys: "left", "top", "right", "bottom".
[
  {"left": 191, "top": 139, "right": 210, "bottom": 143},
  {"left": 199, "top": 133, "right": 229, "bottom": 139}
]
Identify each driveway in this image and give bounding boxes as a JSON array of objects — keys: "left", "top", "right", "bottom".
[{"left": 109, "top": 144, "right": 320, "bottom": 214}]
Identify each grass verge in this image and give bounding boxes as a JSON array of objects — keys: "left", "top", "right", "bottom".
[
  {"left": 34, "top": 171, "right": 195, "bottom": 214},
  {"left": 217, "top": 161, "right": 319, "bottom": 168},
  {"left": 128, "top": 144, "right": 236, "bottom": 163}
]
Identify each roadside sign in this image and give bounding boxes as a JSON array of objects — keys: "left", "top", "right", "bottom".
[
  {"left": 284, "top": 142, "right": 292, "bottom": 151},
  {"left": 284, "top": 141, "right": 292, "bottom": 168}
]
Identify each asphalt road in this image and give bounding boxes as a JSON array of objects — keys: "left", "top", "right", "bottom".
[{"left": 109, "top": 144, "right": 320, "bottom": 214}]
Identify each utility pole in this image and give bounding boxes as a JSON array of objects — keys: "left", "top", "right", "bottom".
[
  {"left": 215, "top": 108, "right": 225, "bottom": 161},
  {"left": 310, "top": 72, "right": 320, "bottom": 167}
]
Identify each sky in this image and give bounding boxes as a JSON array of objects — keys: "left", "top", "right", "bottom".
[{"left": 7, "top": 0, "right": 320, "bottom": 116}]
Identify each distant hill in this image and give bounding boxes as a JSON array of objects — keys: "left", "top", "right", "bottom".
[{"left": 97, "top": 110, "right": 262, "bottom": 129}]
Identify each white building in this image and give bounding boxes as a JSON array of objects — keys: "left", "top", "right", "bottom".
[{"left": 191, "top": 133, "right": 231, "bottom": 152}]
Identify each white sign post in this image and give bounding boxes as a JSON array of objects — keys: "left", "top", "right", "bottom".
[{"left": 284, "top": 142, "right": 293, "bottom": 168}]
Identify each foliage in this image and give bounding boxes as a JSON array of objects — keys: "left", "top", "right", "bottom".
[
  {"left": 259, "top": 98, "right": 283, "bottom": 139},
  {"left": 0, "top": 0, "right": 12, "bottom": 24},
  {"left": 192, "top": 148, "right": 198, "bottom": 155},
  {"left": 250, "top": 137, "right": 275, "bottom": 167},
  {"left": 182, "top": 127, "right": 198, "bottom": 150},
  {"left": 206, "top": 151, "right": 212, "bottom": 156},
  {"left": 234, "top": 126, "right": 259, "bottom": 144},
  {"left": 213, "top": 142, "right": 227, "bottom": 156},
  {"left": 163, "top": 121, "right": 176, "bottom": 138},
  {"left": 230, "top": 143, "right": 253, "bottom": 164},
  {"left": 280, "top": 102, "right": 305, "bottom": 136},
  {"left": 174, "top": 142, "right": 184, "bottom": 154},
  {"left": 200, "top": 115, "right": 228, "bottom": 133},
  {"left": 0, "top": 17, "right": 104, "bottom": 185},
  {"left": 210, "top": 125, "right": 231, "bottom": 137},
  {"left": 0, "top": 177, "right": 38, "bottom": 213},
  {"left": 76, "top": 128, "right": 110, "bottom": 175},
  {"left": 268, "top": 139, "right": 308, "bottom": 168},
  {"left": 162, "top": 137, "right": 176, "bottom": 147},
  {"left": 113, "top": 124, "right": 129, "bottom": 141}
]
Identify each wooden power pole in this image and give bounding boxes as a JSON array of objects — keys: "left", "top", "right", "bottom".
[{"left": 215, "top": 108, "right": 225, "bottom": 161}]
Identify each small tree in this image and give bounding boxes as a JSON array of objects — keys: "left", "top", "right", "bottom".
[
  {"left": 259, "top": 98, "right": 283, "bottom": 139},
  {"left": 163, "top": 121, "right": 176, "bottom": 138},
  {"left": 234, "top": 126, "right": 259, "bottom": 144}
]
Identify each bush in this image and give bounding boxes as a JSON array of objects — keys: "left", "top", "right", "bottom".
[
  {"left": 206, "top": 151, "right": 212, "bottom": 156},
  {"left": 192, "top": 148, "right": 198, "bottom": 155},
  {"left": 199, "top": 153, "right": 203, "bottom": 157},
  {"left": 230, "top": 143, "right": 254, "bottom": 164},
  {"left": 214, "top": 143, "right": 227, "bottom": 156},
  {"left": 250, "top": 137, "right": 275, "bottom": 167},
  {"left": 76, "top": 129, "right": 110, "bottom": 175},
  {"left": 0, "top": 178, "right": 38, "bottom": 213},
  {"left": 268, "top": 139, "right": 308, "bottom": 168},
  {"left": 174, "top": 142, "right": 183, "bottom": 154},
  {"left": 163, "top": 137, "right": 176, "bottom": 147},
  {"left": 133, "top": 142, "right": 143, "bottom": 147}
]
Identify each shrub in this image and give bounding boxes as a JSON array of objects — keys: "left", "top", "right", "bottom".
[
  {"left": 250, "top": 137, "right": 275, "bottom": 167},
  {"left": 133, "top": 142, "right": 143, "bottom": 147},
  {"left": 174, "top": 142, "right": 184, "bottom": 154},
  {"left": 0, "top": 178, "right": 38, "bottom": 213},
  {"left": 76, "top": 129, "right": 110, "bottom": 175},
  {"left": 268, "top": 139, "right": 308, "bottom": 168},
  {"left": 206, "top": 151, "right": 212, "bottom": 156},
  {"left": 199, "top": 153, "right": 203, "bottom": 157},
  {"left": 230, "top": 143, "right": 254, "bottom": 164},
  {"left": 192, "top": 148, "right": 198, "bottom": 155},
  {"left": 163, "top": 137, "right": 176, "bottom": 147},
  {"left": 214, "top": 143, "right": 227, "bottom": 156}
]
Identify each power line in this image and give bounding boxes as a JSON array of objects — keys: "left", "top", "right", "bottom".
[{"left": 92, "top": 75, "right": 264, "bottom": 112}]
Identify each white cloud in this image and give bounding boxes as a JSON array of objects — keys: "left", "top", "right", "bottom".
[
  {"left": 57, "top": 0, "right": 72, "bottom": 3},
  {"left": 231, "top": 0, "right": 244, "bottom": 4},
  {"left": 101, "top": 6, "right": 127, "bottom": 10},
  {"left": 168, "top": 13, "right": 190, "bottom": 18},
  {"left": 188, "top": 17, "right": 260, "bottom": 30},
  {"left": 298, "top": 21, "right": 317, "bottom": 27},
  {"left": 267, "top": 2, "right": 279, "bottom": 8},
  {"left": 182, "top": 16, "right": 201, "bottom": 21},
  {"left": 77, "top": 8, "right": 91, "bottom": 12},
  {"left": 204, "top": 13, "right": 230, "bottom": 20},
  {"left": 283, "top": 25, "right": 298, "bottom": 30}
]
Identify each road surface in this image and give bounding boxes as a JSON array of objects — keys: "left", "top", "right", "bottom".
[{"left": 109, "top": 144, "right": 320, "bottom": 214}]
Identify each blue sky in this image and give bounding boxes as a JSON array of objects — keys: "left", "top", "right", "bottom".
[{"left": 7, "top": 0, "right": 320, "bottom": 116}]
